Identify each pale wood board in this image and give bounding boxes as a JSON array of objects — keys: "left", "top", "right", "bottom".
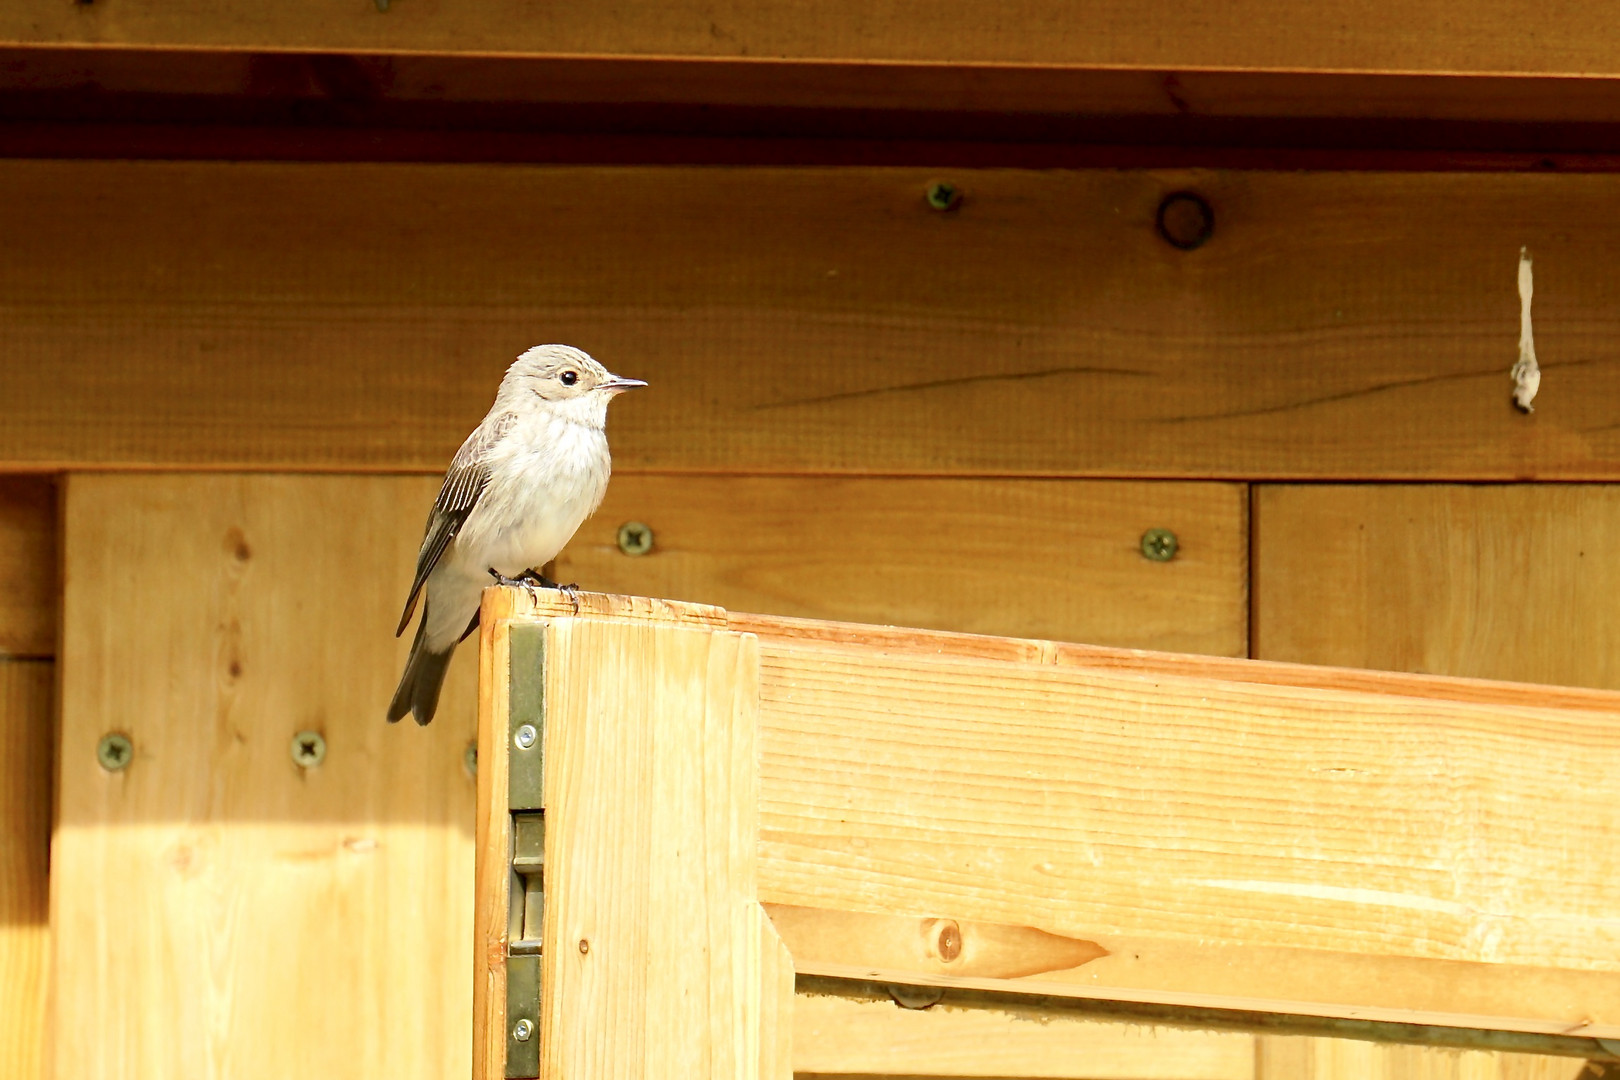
[
  {"left": 756, "top": 906, "right": 795, "bottom": 1080},
  {"left": 0, "top": 477, "right": 55, "bottom": 658},
  {"left": 1255, "top": 485, "right": 1620, "bottom": 689},
  {"left": 1256, "top": 1037, "right": 1593, "bottom": 1080},
  {"left": 535, "top": 615, "right": 766, "bottom": 1079},
  {"left": 0, "top": 658, "right": 51, "bottom": 1080},
  {"left": 472, "top": 593, "right": 515, "bottom": 1080},
  {"left": 6, "top": 0, "right": 1620, "bottom": 76},
  {"left": 792, "top": 992, "right": 1256, "bottom": 1078},
  {"left": 54, "top": 474, "right": 479, "bottom": 1080},
  {"left": 751, "top": 643, "right": 1620, "bottom": 1033},
  {"left": 8, "top": 163, "right": 1620, "bottom": 480},
  {"left": 555, "top": 476, "right": 1247, "bottom": 655}
]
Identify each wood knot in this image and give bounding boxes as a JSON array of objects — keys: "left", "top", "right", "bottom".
[{"left": 928, "top": 918, "right": 962, "bottom": 963}]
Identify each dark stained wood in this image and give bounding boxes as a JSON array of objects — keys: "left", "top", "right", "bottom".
[{"left": 5, "top": 162, "right": 1620, "bottom": 479}]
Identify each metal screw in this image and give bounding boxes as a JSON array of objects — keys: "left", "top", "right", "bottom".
[
  {"left": 1156, "top": 191, "right": 1215, "bottom": 251},
  {"left": 925, "top": 181, "right": 962, "bottom": 212},
  {"left": 616, "top": 521, "right": 654, "bottom": 557},
  {"left": 290, "top": 731, "right": 326, "bottom": 768},
  {"left": 463, "top": 742, "right": 477, "bottom": 777},
  {"left": 96, "top": 733, "right": 133, "bottom": 772},
  {"left": 512, "top": 1018, "right": 534, "bottom": 1042},
  {"left": 1140, "top": 528, "right": 1179, "bottom": 562},
  {"left": 514, "top": 724, "right": 538, "bottom": 750}
]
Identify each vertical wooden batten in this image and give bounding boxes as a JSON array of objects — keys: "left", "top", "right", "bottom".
[
  {"left": 0, "top": 658, "right": 51, "bottom": 1080},
  {"left": 475, "top": 589, "right": 788, "bottom": 1079}
]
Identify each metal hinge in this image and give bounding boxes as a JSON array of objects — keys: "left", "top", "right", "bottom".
[{"left": 506, "top": 623, "right": 547, "bottom": 1077}]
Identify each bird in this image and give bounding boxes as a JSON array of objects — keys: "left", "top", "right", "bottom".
[{"left": 388, "top": 344, "right": 645, "bottom": 725}]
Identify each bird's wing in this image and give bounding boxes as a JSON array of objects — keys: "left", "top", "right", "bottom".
[{"left": 394, "top": 413, "right": 516, "bottom": 636}]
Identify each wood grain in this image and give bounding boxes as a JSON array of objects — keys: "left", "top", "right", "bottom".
[
  {"left": 536, "top": 615, "right": 767, "bottom": 1079},
  {"left": 556, "top": 477, "right": 1247, "bottom": 655},
  {"left": 1254, "top": 483, "right": 1620, "bottom": 1078},
  {"left": 1255, "top": 485, "right": 1620, "bottom": 689},
  {"left": 0, "top": 659, "right": 50, "bottom": 1080},
  {"left": 9, "top": 162, "right": 1620, "bottom": 479},
  {"left": 18, "top": 48, "right": 1620, "bottom": 127},
  {"left": 792, "top": 992, "right": 1256, "bottom": 1078},
  {"left": 54, "top": 474, "right": 479, "bottom": 1080},
  {"left": 472, "top": 593, "right": 515, "bottom": 1080},
  {"left": 0, "top": 478, "right": 54, "bottom": 658},
  {"left": 6, "top": 0, "right": 1620, "bottom": 77},
  {"left": 752, "top": 642, "right": 1620, "bottom": 1034},
  {"left": 1257, "top": 1038, "right": 1592, "bottom": 1080}
]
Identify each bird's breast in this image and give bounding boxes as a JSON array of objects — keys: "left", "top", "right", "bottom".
[{"left": 451, "top": 418, "right": 611, "bottom": 576}]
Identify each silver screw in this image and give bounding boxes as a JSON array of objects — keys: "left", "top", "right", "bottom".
[
  {"left": 514, "top": 724, "right": 538, "bottom": 750},
  {"left": 1140, "top": 528, "right": 1179, "bottom": 562},
  {"left": 616, "top": 521, "right": 654, "bottom": 556},
  {"left": 464, "top": 742, "right": 477, "bottom": 776},
  {"left": 512, "top": 1018, "right": 534, "bottom": 1042},
  {"left": 96, "top": 732, "right": 133, "bottom": 772},
  {"left": 290, "top": 731, "right": 327, "bottom": 768}
]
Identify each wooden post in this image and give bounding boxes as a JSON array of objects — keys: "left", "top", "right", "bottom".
[{"left": 475, "top": 589, "right": 791, "bottom": 1080}]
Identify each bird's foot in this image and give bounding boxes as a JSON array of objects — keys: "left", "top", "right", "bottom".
[
  {"left": 490, "top": 568, "right": 581, "bottom": 613},
  {"left": 488, "top": 567, "right": 545, "bottom": 606}
]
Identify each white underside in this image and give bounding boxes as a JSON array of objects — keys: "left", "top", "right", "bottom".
[{"left": 421, "top": 412, "right": 610, "bottom": 651}]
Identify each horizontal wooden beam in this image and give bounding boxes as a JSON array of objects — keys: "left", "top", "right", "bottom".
[
  {"left": 6, "top": 161, "right": 1620, "bottom": 480},
  {"left": 7, "top": 2, "right": 1620, "bottom": 83},
  {"left": 14, "top": 47, "right": 1620, "bottom": 135},
  {"left": 556, "top": 476, "right": 1248, "bottom": 657},
  {"left": 751, "top": 637, "right": 1620, "bottom": 1037}
]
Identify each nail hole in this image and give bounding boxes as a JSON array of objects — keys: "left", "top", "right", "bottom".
[{"left": 1156, "top": 191, "right": 1214, "bottom": 251}]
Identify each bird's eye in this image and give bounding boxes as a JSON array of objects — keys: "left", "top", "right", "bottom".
[{"left": 559, "top": 370, "right": 578, "bottom": 386}]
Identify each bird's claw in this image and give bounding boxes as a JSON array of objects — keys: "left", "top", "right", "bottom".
[{"left": 489, "top": 568, "right": 581, "bottom": 613}]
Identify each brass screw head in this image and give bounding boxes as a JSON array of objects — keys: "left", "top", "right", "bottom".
[
  {"left": 616, "top": 521, "right": 654, "bottom": 557},
  {"left": 512, "top": 1018, "right": 534, "bottom": 1042},
  {"left": 96, "top": 732, "right": 133, "bottom": 772},
  {"left": 925, "top": 181, "right": 962, "bottom": 212},
  {"left": 290, "top": 731, "right": 326, "bottom": 769},
  {"left": 1140, "top": 528, "right": 1179, "bottom": 562}
]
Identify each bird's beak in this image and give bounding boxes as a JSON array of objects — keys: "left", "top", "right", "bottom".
[{"left": 601, "top": 376, "right": 648, "bottom": 396}]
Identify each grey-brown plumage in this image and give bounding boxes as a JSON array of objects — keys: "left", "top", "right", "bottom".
[{"left": 388, "top": 345, "right": 644, "bottom": 725}]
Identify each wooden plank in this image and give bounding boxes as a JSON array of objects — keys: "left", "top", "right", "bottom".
[
  {"left": 0, "top": 658, "right": 50, "bottom": 1080},
  {"left": 750, "top": 642, "right": 1620, "bottom": 1036},
  {"left": 0, "top": 477, "right": 54, "bottom": 658},
  {"left": 472, "top": 591, "right": 515, "bottom": 1080},
  {"left": 19, "top": 48, "right": 1620, "bottom": 129},
  {"left": 1253, "top": 484, "right": 1620, "bottom": 1079},
  {"left": 556, "top": 477, "right": 1247, "bottom": 656},
  {"left": 756, "top": 908, "right": 794, "bottom": 1080},
  {"left": 10, "top": 163, "right": 1620, "bottom": 480},
  {"left": 1256, "top": 1038, "right": 1593, "bottom": 1080},
  {"left": 792, "top": 992, "right": 1256, "bottom": 1078},
  {"left": 535, "top": 614, "right": 768, "bottom": 1078},
  {"left": 53, "top": 473, "right": 478, "bottom": 1080},
  {"left": 1254, "top": 485, "right": 1620, "bottom": 690},
  {"left": 7, "top": 1, "right": 1620, "bottom": 79}
]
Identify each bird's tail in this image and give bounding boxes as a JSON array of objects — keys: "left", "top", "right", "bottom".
[{"left": 388, "top": 613, "right": 454, "bottom": 726}]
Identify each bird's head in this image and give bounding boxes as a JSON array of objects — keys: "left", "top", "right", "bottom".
[{"left": 499, "top": 344, "right": 646, "bottom": 428}]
